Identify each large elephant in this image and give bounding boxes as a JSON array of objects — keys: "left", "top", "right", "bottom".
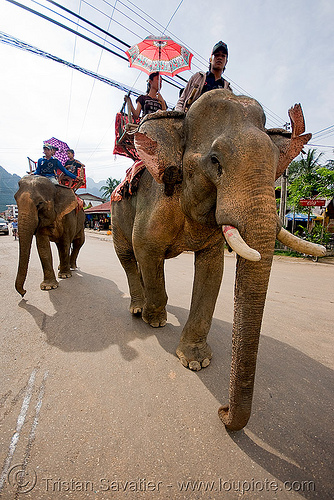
[
  {"left": 15, "top": 175, "right": 85, "bottom": 296},
  {"left": 111, "top": 90, "right": 325, "bottom": 431}
]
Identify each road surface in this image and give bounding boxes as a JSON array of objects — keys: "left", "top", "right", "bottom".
[{"left": 0, "top": 230, "right": 333, "bottom": 499}]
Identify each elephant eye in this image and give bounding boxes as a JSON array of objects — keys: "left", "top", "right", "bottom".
[
  {"left": 211, "top": 155, "right": 220, "bottom": 165},
  {"left": 211, "top": 155, "right": 222, "bottom": 176}
]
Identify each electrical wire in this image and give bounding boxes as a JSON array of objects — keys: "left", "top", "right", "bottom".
[
  {"left": 0, "top": 31, "right": 142, "bottom": 97},
  {"left": 4, "top": 0, "right": 183, "bottom": 93},
  {"left": 44, "top": 0, "right": 130, "bottom": 48},
  {"left": 5, "top": 0, "right": 128, "bottom": 59},
  {"left": 162, "top": 0, "right": 184, "bottom": 35}
]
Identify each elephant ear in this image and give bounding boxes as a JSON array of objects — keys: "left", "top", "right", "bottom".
[
  {"left": 134, "top": 110, "right": 185, "bottom": 194},
  {"left": 267, "top": 103, "right": 312, "bottom": 180},
  {"left": 54, "top": 185, "right": 78, "bottom": 219}
]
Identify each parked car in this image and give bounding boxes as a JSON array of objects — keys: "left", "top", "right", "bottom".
[{"left": 0, "top": 218, "right": 9, "bottom": 235}]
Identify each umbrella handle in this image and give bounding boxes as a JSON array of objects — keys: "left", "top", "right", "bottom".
[{"left": 120, "top": 92, "right": 132, "bottom": 113}]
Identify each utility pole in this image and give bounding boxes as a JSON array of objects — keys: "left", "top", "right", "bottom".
[{"left": 279, "top": 167, "right": 288, "bottom": 227}]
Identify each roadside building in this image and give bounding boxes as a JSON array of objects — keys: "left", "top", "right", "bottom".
[{"left": 84, "top": 201, "right": 111, "bottom": 230}]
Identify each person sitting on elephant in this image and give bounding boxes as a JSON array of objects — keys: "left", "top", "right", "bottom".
[
  {"left": 34, "top": 144, "right": 79, "bottom": 185},
  {"left": 175, "top": 41, "right": 232, "bottom": 112},
  {"left": 59, "top": 149, "right": 85, "bottom": 188},
  {"left": 127, "top": 72, "right": 167, "bottom": 121}
]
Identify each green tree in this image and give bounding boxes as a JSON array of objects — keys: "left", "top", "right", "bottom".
[
  {"left": 287, "top": 148, "right": 334, "bottom": 233},
  {"left": 288, "top": 149, "right": 323, "bottom": 202},
  {"left": 100, "top": 177, "right": 121, "bottom": 199}
]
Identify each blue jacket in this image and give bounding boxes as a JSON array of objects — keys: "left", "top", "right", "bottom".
[{"left": 34, "top": 157, "right": 77, "bottom": 179}]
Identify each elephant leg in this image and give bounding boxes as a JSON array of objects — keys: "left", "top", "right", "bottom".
[
  {"left": 56, "top": 241, "right": 72, "bottom": 279},
  {"left": 176, "top": 240, "right": 224, "bottom": 371},
  {"left": 35, "top": 233, "right": 59, "bottom": 290},
  {"left": 138, "top": 253, "right": 168, "bottom": 327},
  {"left": 113, "top": 231, "right": 145, "bottom": 315},
  {"left": 70, "top": 231, "right": 85, "bottom": 269}
]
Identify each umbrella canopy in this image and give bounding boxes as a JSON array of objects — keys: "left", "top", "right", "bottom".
[
  {"left": 44, "top": 137, "right": 70, "bottom": 166},
  {"left": 125, "top": 36, "right": 193, "bottom": 77}
]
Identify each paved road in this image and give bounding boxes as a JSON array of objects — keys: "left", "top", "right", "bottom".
[{"left": 1, "top": 230, "right": 333, "bottom": 499}]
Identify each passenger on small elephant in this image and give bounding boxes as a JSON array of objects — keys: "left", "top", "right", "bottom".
[
  {"left": 34, "top": 144, "right": 80, "bottom": 186},
  {"left": 58, "top": 149, "right": 85, "bottom": 189}
]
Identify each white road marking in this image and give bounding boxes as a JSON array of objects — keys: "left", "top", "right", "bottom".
[
  {"left": 23, "top": 370, "right": 49, "bottom": 466},
  {"left": 0, "top": 369, "right": 37, "bottom": 492}
]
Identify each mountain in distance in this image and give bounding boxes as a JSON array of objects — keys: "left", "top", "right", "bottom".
[
  {"left": 76, "top": 178, "right": 107, "bottom": 199},
  {"left": 0, "top": 166, "right": 21, "bottom": 212},
  {"left": 0, "top": 165, "right": 108, "bottom": 212}
]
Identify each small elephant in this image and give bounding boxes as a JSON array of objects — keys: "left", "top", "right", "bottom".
[
  {"left": 111, "top": 90, "right": 325, "bottom": 431},
  {"left": 15, "top": 175, "right": 85, "bottom": 296}
]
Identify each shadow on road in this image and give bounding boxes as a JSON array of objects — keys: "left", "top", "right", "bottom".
[
  {"left": 19, "top": 273, "right": 333, "bottom": 499},
  {"left": 160, "top": 304, "right": 333, "bottom": 500},
  {"left": 18, "top": 270, "right": 154, "bottom": 360}
]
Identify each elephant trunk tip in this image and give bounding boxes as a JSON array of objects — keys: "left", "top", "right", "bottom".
[{"left": 218, "top": 405, "right": 250, "bottom": 432}]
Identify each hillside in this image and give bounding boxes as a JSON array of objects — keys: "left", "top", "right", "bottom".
[{"left": 0, "top": 166, "right": 21, "bottom": 212}]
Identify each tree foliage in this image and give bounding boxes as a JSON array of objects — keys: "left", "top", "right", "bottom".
[
  {"left": 100, "top": 177, "right": 121, "bottom": 199},
  {"left": 287, "top": 149, "right": 334, "bottom": 211}
]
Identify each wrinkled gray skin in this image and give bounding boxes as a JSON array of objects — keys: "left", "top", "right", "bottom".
[
  {"left": 15, "top": 175, "right": 85, "bottom": 296},
  {"left": 112, "top": 90, "right": 309, "bottom": 431}
]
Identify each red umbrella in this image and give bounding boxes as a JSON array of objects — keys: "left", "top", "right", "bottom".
[
  {"left": 125, "top": 36, "right": 193, "bottom": 77},
  {"left": 44, "top": 137, "right": 70, "bottom": 166}
]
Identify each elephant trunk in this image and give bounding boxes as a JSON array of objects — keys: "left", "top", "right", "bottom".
[
  {"left": 219, "top": 215, "right": 276, "bottom": 431},
  {"left": 15, "top": 207, "right": 39, "bottom": 296}
]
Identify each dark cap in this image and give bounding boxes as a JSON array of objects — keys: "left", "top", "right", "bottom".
[
  {"left": 212, "top": 41, "right": 228, "bottom": 56},
  {"left": 43, "top": 143, "right": 53, "bottom": 150}
]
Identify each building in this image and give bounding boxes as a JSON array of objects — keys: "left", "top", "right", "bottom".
[
  {"left": 84, "top": 201, "right": 111, "bottom": 230},
  {"left": 5, "top": 204, "right": 18, "bottom": 219},
  {"left": 77, "top": 193, "right": 104, "bottom": 208}
]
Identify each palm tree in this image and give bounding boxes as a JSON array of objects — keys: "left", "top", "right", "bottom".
[
  {"left": 288, "top": 149, "right": 324, "bottom": 232},
  {"left": 100, "top": 177, "right": 121, "bottom": 199},
  {"left": 288, "top": 149, "right": 323, "bottom": 187}
]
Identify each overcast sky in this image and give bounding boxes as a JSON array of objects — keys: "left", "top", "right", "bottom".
[{"left": 0, "top": 0, "right": 333, "bottom": 182}]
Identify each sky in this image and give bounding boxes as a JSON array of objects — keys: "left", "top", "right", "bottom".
[{"left": 0, "top": 0, "right": 334, "bottom": 183}]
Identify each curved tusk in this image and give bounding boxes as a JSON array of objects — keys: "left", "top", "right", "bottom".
[
  {"left": 277, "top": 228, "right": 326, "bottom": 257},
  {"left": 222, "top": 225, "right": 261, "bottom": 261}
]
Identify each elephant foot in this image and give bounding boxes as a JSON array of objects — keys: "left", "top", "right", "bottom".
[
  {"left": 129, "top": 300, "right": 143, "bottom": 316},
  {"left": 176, "top": 340, "right": 212, "bottom": 371},
  {"left": 40, "top": 279, "right": 58, "bottom": 291},
  {"left": 142, "top": 307, "right": 167, "bottom": 328},
  {"left": 58, "top": 270, "right": 72, "bottom": 279}
]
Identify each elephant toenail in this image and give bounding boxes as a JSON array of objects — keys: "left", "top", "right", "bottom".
[
  {"left": 179, "top": 357, "right": 188, "bottom": 368},
  {"left": 189, "top": 360, "right": 201, "bottom": 371},
  {"left": 202, "top": 358, "right": 210, "bottom": 368}
]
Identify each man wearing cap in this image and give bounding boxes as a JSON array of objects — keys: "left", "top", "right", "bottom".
[
  {"left": 34, "top": 144, "right": 79, "bottom": 185},
  {"left": 175, "top": 41, "right": 232, "bottom": 112}
]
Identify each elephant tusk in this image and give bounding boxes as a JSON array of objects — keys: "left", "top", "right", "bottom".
[
  {"left": 222, "top": 225, "right": 261, "bottom": 261},
  {"left": 277, "top": 228, "right": 327, "bottom": 257}
]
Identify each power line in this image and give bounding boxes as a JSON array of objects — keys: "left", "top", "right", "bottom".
[
  {"left": 5, "top": 0, "right": 129, "bottom": 60},
  {"left": 312, "top": 124, "right": 334, "bottom": 137},
  {"left": 4, "top": 0, "right": 183, "bottom": 92},
  {"left": 0, "top": 31, "right": 140, "bottom": 96},
  {"left": 44, "top": 0, "right": 129, "bottom": 48}
]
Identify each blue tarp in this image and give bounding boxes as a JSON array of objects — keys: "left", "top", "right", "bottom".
[{"left": 285, "top": 213, "right": 316, "bottom": 221}]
